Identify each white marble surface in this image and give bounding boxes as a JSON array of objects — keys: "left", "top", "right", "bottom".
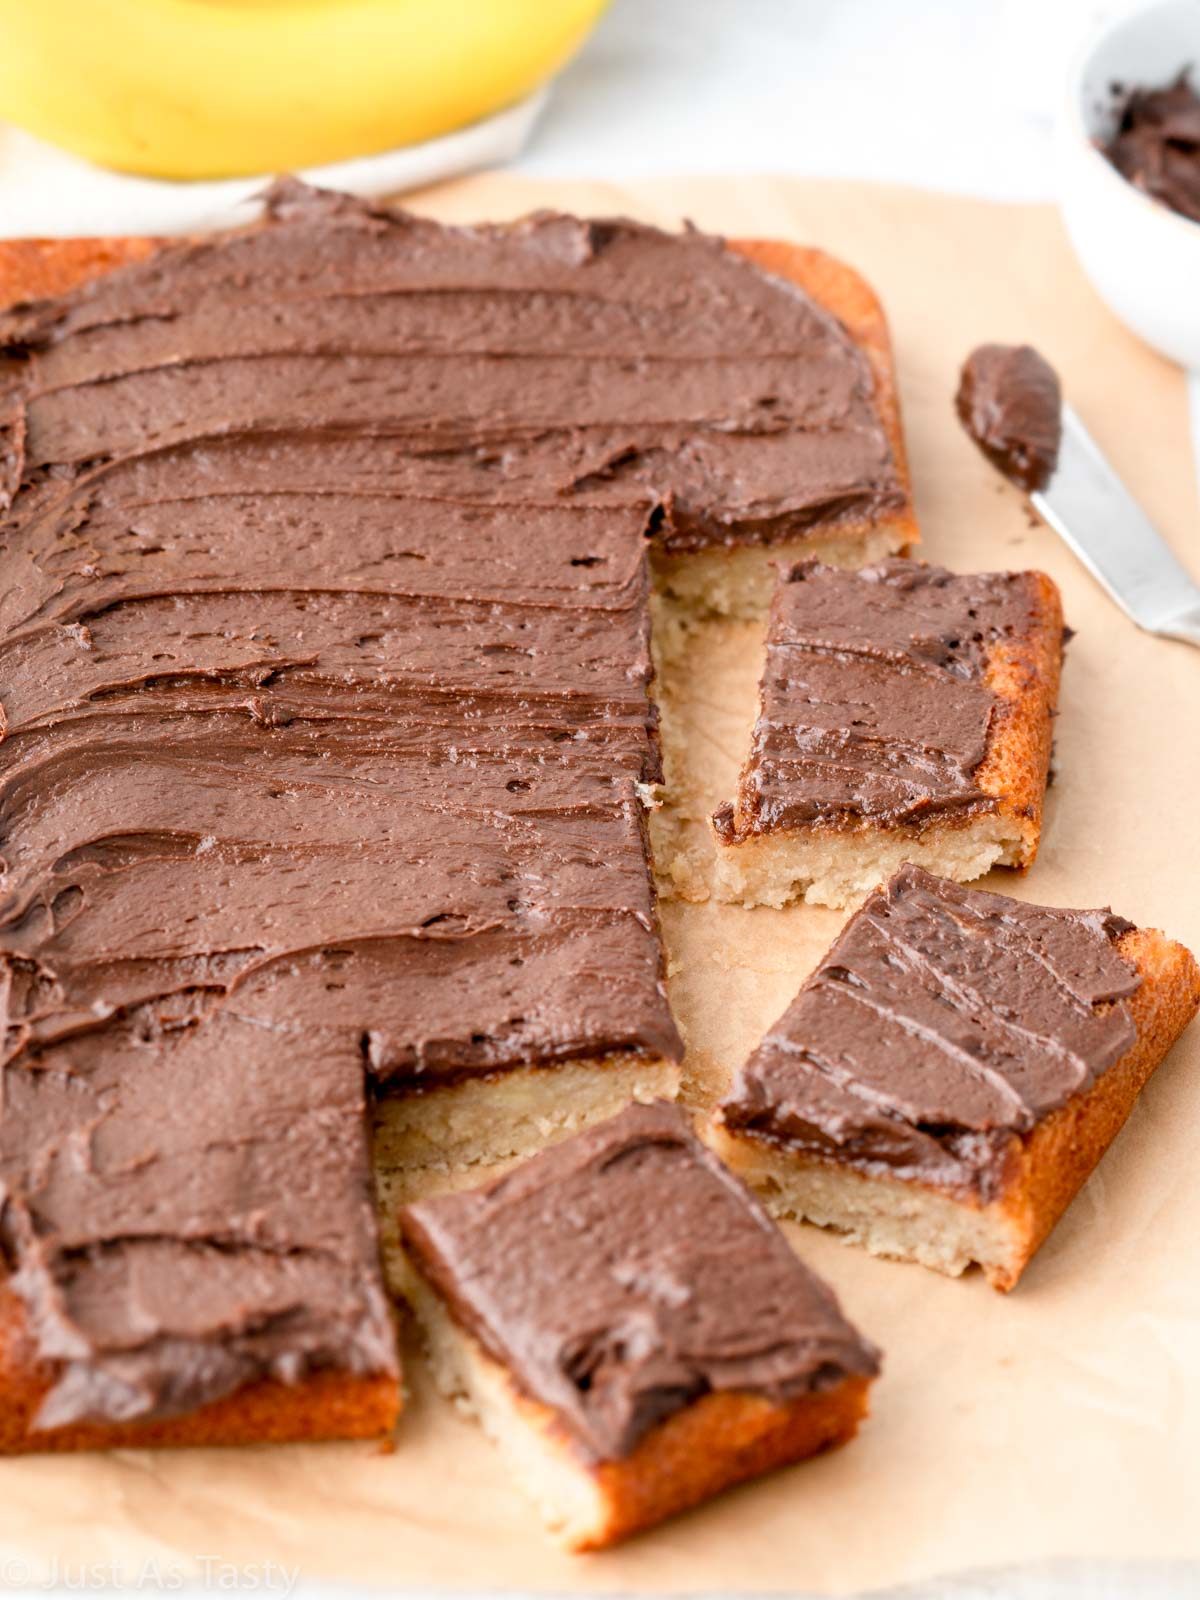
[{"left": 518, "top": 0, "right": 1105, "bottom": 195}]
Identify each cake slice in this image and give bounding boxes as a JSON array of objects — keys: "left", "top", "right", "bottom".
[
  {"left": 399, "top": 1101, "right": 879, "bottom": 1550},
  {"left": 709, "top": 559, "right": 1064, "bottom": 909},
  {"left": 711, "top": 865, "right": 1200, "bottom": 1291},
  {"left": 0, "top": 1014, "right": 400, "bottom": 1455},
  {"left": 650, "top": 237, "right": 918, "bottom": 616}
]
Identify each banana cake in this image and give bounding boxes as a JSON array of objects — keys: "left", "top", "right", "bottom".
[
  {"left": 710, "top": 559, "right": 1064, "bottom": 909},
  {"left": 711, "top": 865, "right": 1200, "bottom": 1290},
  {"left": 0, "top": 183, "right": 915, "bottom": 1453},
  {"left": 399, "top": 1101, "right": 879, "bottom": 1549}
]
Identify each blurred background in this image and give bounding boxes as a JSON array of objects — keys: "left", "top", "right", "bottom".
[
  {"left": 0, "top": 0, "right": 1126, "bottom": 233},
  {"left": 11, "top": 0, "right": 1188, "bottom": 441},
  {"left": 523, "top": 0, "right": 1105, "bottom": 195}
]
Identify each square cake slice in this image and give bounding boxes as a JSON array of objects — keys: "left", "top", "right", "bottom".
[
  {"left": 650, "top": 237, "right": 918, "bottom": 617},
  {"left": 0, "top": 1015, "right": 400, "bottom": 1455},
  {"left": 399, "top": 1101, "right": 879, "bottom": 1550},
  {"left": 711, "top": 865, "right": 1200, "bottom": 1291},
  {"left": 709, "top": 560, "right": 1064, "bottom": 909}
]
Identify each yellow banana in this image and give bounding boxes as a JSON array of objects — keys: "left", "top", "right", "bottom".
[{"left": 0, "top": 0, "right": 608, "bottom": 179}]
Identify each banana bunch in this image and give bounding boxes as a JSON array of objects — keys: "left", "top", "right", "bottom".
[{"left": 0, "top": 0, "right": 607, "bottom": 179}]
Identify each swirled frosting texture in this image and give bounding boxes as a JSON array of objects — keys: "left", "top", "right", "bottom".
[
  {"left": 715, "top": 559, "right": 1045, "bottom": 839},
  {"left": 16, "top": 184, "right": 932, "bottom": 1427},
  {"left": 955, "top": 344, "right": 1062, "bottom": 494},
  {"left": 721, "top": 866, "right": 1140, "bottom": 1199},
  {"left": 401, "top": 1101, "right": 879, "bottom": 1462}
]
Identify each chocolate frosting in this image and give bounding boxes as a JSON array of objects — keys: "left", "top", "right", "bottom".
[
  {"left": 1104, "top": 72, "right": 1200, "bottom": 226},
  {"left": 955, "top": 344, "right": 1062, "bottom": 493},
  {"left": 721, "top": 866, "right": 1141, "bottom": 1200},
  {"left": 0, "top": 1015, "right": 397, "bottom": 1428},
  {"left": 0, "top": 181, "right": 903, "bottom": 557},
  {"left": 4, "top": 183, "right": 893, "bottom": 1428},
  {"left": 400, "top": 1101, "right": 879, "bottom": 1462},
  {"left": 714, "top": 559, "right": 1045, "bottom": 839}
]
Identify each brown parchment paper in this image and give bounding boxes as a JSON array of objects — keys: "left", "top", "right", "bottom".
[{"left": 1, "top": 175, "right": 1197, "bottom": 1596}]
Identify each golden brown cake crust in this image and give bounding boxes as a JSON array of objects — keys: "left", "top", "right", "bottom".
[
  {"left": 716, "top": 924, "right": 1200, "bottom": 1292},
  {"left": 729, "top": 239, "right": 918, "bottom": 555},
  {"left": 991, "top": 924, "right": 1200, "bottom": 1288},
  {"left": 0, "top": 235, "right": 158, "bottom": 306},
  {"left": 540, "top": 1376, "right": 870, "bottom": 1551},
  {"left": 0, "top": 1285, "right": 401, "bottom": 1456},
  {"left": 974, "top": 568, "right": 1064, "bottom": 864},
  {"left": 579, "top": 1378, "right": 871, "bottom": 1550}
]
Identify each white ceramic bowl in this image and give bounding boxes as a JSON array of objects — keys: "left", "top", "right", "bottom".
[{"left": 1058, "top": 0, "right": 1200, "bottom": 369}]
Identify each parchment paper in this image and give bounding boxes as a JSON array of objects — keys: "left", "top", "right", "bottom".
[{"left": 1, "top": 175, "right": 1197, "bottom": 1597}]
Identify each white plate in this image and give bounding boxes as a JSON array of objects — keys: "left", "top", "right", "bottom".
[{"left": 0, "top": 87, "right": 547, "bottom": 240}]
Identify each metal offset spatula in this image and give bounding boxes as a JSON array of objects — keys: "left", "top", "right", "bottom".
[
  {"left": 957, "top": 345, "right": 1200, "bottom": 647},
  {"left": 1034, "top": 405, "right": 1200, "bottom": 647}
]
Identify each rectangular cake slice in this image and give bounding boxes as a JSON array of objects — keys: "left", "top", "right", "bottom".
[
  {"left": 0, "top": 1016, "right": 400, "bottom": 1454},
  {"left": 649, "top": 237, "right": 918, "bottom": 615},
  {"left": 399, "top": 1101, "right": 879, "bottom": 1550},
  {"left": 710, "top": 559, "right": 1065, "bottom": 909},
  {"left": 711, "top": 865, "right": 1200, "bottom": 1291}
]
